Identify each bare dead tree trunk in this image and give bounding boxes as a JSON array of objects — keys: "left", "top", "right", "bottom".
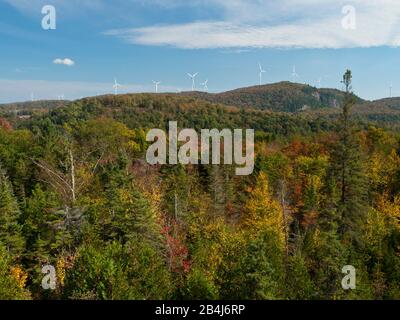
[
  {"left": 33, "top": 147, "right": 77, "bottom": 206},
  {"left": 69, "top": 149, "right": 76, "bottom": 205}
]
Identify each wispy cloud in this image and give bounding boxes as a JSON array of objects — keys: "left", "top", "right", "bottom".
[
  {"left": 104, "top": 0, "right": 400, "bottom": 49},
  {"left": 53, "top": 58, "right": 75, "bottom": 66},
  {"left": 10, "top": 0, "right": 399, "bottom": 50}
]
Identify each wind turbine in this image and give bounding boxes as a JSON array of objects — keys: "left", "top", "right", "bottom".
[
  {"left": 30, "top": 92, "right": 35, "bottom": 102},
  {"left": 200, "top": 79, "right": 209, "bottom": 91},
  {"left": 113, "top": 78, "right": 121, "bottom": 95},
  {"left": 390, "top": 83, "right": 393, "bottom": 98},
  {"left": 152, "top": 81, "right": 161, "bottom": 93},
  {"left": 291, "top": 65, "right": 299, "bottom": 82},
  {"left": 258, "top": 63, "right": 266, "bottom": 85},
  {"left": 187, "top": 73, "right": 198, "bottom": 91}
]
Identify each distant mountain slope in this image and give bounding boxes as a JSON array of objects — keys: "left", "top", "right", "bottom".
[
  {"left": 180, "top": 81, "right": 363, "bottom": 112},
  {"left": 7, "top": 92, "right": 399, "bottom": 137},
  {"left": 366, "top": 97, "right": 400, "bottom": 111},
  {"left": 3, "top": 83, "right": 400, "bottom": 129},
  {"left": 0, "top": 100, "right": 68, "bottom": 114},
  {"left": 10, "top": 93, "right": 337, "bottom": 137}
]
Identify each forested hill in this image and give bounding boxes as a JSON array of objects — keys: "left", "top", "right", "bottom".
[
  {"left": 367, "top": 97, "right": 400, "bottom": 111},
  {"left": 1, "top": 82, "right": 399, "bottom": 116},
  {"left": 0, "top": 82, "right": 364, "bottom": 114},
  {"left": 9, "top": 94, "right": 336, "bottom": 137},
  {"left": 1, "top": 92, "right": 398, "bottom": 135},
  {"left": 179, "top": 81, "right": 364, "bottom": 112},
  {"left": 0, "top": 100, "right": 68, "bottom": 115},
  {"left": 2, "top": 83, "right": 400, "bottom": 130}
]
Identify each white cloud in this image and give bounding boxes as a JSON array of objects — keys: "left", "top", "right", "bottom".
[
  {"left": 53, "top": 58, "right": 75, "bottom": 66},
  {"left": 6, "top": 0, "right": 400, "bottom": 49},
  {"left": 104, "top": 0, "right": 400, "bottom": 49}
]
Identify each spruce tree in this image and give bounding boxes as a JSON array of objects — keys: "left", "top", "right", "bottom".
[
  {"left": 0, "top": 167, "right": 25, "bottom": 259},
  {"left": 329, "top": 70, "right": 368, "bottom": 245}
]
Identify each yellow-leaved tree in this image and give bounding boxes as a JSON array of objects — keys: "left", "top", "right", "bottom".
[{"left": 245, "top": 172, "right": 286, "bottom": 249}]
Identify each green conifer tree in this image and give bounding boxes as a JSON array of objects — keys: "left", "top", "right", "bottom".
[
  {"left": 329, "top": 70, "right": 368, "bottom": 245},
  {"left": 0, "top": 167, "right": 25, "bottom": 259}
]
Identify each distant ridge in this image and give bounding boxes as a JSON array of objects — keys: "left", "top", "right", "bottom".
[
  {"left": 179, "top": 81, "right": 363, "bottom": 112},
  {"left": 2, "top": 81, "right": 400, "bottom": 116},
  {"left": 0, "top": 100, "right": 68, "bottom": 113}
]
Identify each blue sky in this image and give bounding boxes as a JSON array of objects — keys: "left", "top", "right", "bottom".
[{"left": 1, "top": 0, "right": 400, "bottom": 103}]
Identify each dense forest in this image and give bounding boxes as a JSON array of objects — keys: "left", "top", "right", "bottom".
[{"left": 0, "top": 71, "right": 399, "bottom": 300}]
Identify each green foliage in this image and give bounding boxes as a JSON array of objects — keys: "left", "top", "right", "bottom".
[
  {"left": 286, "top": 251, "right": 315, "bottom": 300},
  {"left": 0, "top": 167, "right": 25, "bottom": 258},
  {"left": 63, "top": 239, "right": 172, "bottom": 300},
  {"left": 22, "top": 185, "right": 63, "bottom": 261},
  {"left": 182, "top": 267, "right": 219, "bottom": 300},
  {"left": 304, "top": 228, "right": 348, "bottom": 299},
  {"left": 217, "top": 230, "right": 285, "bottom": 300}
]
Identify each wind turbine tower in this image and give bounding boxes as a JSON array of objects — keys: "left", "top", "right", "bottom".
[
  {"left": 113, "top": 78, "right": 121, "bottom": 95},
  {"left": 291, "top": 65, "right": 299, "bottom": 83},
  {"left": 200, "top": 79, "right": 209, "bottom": 91},
  {"left": 187, "top": 73, "right": 198, "bottom": 91},
  {"left": 152, "top": 81, "right": 161, "bottom": 93},
  {"left": 259, "top": 63, "right": 266, "bottom": 85}
]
